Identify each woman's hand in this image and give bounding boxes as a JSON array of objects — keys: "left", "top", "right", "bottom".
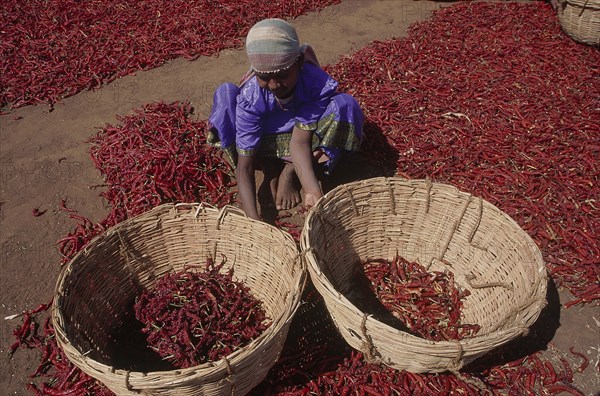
[{"left": 304, "top": 191, "right": 322, "bottom": 208}]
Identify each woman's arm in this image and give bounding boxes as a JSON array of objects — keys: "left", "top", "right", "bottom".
[
  {"left": 236, "top": 154, "right": 260, "bottom": 220},
  {"left": 290, "top": 126, "right": 322, "bottom": 207}
]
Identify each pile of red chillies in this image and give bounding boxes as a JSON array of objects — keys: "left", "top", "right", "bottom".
[
  {"left": 12, "top": 1, "right": 597, "bottom": 395},
  {"left": 325, "top": 1, "right": 600, "bottom": 307},
  {"left": 135, "top": 258, "right": 270, "bottom": 369},
  {"left": 0, "top": 0, "right": 340, "bottom": 110},
  {"left": 266, "top": 349, "right": 586, "bottom": 396},
  {"left": 87, "top": 101, "right": 233, "bottom": 219},
  {"left": 58, "top": 100, "right": 234, "bottom": 263},
  {"left": 359, "top": 255, "right": 480, "bottom": 341}
]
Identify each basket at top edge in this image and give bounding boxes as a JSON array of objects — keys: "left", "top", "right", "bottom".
[
  {"left": 558, "top": 0, "right": 600, "bottom": 46},
  {"left": 52, "top": 203, "right": 306, "bottom": 396},
  {"left": 300, "top": 177, "right": 548, "bottom": 373}
]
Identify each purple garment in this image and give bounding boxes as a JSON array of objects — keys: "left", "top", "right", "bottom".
[{"left": 208, "top": 62, "right": 363, "bottom": 172}]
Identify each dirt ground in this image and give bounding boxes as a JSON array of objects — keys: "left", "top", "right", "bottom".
[{"left": 1, "top": 1, "right": 598, "bottom": 395}]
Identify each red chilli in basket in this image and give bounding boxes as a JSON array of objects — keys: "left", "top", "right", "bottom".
[
  {"left": 134, "top": 256, "right": 271, "bottom": 369},
  {"left": 360, "top": 254, "right": 480, "bottom": 341}
]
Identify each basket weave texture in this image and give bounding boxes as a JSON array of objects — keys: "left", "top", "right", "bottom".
[
  {"left": 300, "top": 177, "right": 548, "bottom": 373},
  {"left": 558, "top": 0, "right": 600, "bottom": 46},
  {"left": 52, "top": 203, "right": 305, "bottom": 395}
]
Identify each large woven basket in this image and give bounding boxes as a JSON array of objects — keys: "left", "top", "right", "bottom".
[
  {"left": 300, "top": 177, "right": 548, "bottom": 373},
  {"left": 52, "top": 203, "right": 305, "bottom": 395},
  {"left": 558, "top": 0, "right": 600, "bottom": 46}
]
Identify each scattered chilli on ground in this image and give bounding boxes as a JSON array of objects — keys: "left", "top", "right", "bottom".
[
  {"left": 265, "top": 349, "right": 584, "bottom": 395},
  {"left": 0, "top": 0, "right": 340, "bottom": 110},
  {"left": 10, "top": 302, "right": 114, "bottom": 395},
  {"left": 58, "top": 100, "right": 234, "bottom": 264}
]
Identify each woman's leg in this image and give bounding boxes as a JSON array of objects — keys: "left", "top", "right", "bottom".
[{"left": 257, "top": 158, "right": 282, "bottom": 209}]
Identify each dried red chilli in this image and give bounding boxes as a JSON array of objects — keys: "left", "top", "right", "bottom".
[
  {"left": 9, "top": 305, "right": 112, "bottom": 395},
  {"left": 356, "top": 255, "right": 480, "bottom": 341},
  {"left": 0, "top": 0, "right": 341, "bottom": 110},
  {"left": 87, "top": 101, "right": 234, "bottom": 221},
  {"left": 9, "top": 301, "right": 53, "bottom": 354},
  {"left": 568, "top": 347, "right": 589, "bottom": 373},
  {"left": 273, "top": 209, "right": 307, "bottom": 242},
  {"left": 135, "top": 257, "right": 271, "bottom": 368},
  {"left": 254, "top": 280, "right": 352, "bottom": 393},
  {"left": 263, "top": 349, "right": 584, "bottom": 396},
  {"left": 32, "top": 207, "right": 47, "bottom": 217},
  {"left": 268, "top": 352, "right": 484, "bottom": 395},
  {"left": 325, "top": 2, "right": 600, "bottom": 307}
]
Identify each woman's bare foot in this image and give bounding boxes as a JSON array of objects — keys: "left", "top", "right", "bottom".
[{"left": 276, "top": 162, "right": 301, "bottom": 210}]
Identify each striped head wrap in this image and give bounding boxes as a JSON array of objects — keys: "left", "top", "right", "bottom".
[{"left": 245, "top": 18, "right": 301, "bottom": 73}]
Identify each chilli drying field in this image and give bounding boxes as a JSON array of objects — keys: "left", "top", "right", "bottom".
[{"left": 1, "top": 1, "right": 598, "bottom": 395}]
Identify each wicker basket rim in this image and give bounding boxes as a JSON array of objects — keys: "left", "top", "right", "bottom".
[
  {"left": 54, "top": 203, "right": 298, "bottom": 268},
  {"left": 560, "top": 0, "right": 600, "bottom": 9}
]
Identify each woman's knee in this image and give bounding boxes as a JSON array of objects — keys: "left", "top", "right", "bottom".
[
  {"left": 331, "top": 93, "right": 363, "bottom": 118},
  {"left": 328, "top": 93, "right": 364, "bottom": 133},
  {"left": 214, "top": 82, "right": 240, "bottom": 99},
  {"left": 331, "top": 93, "right": 359, "bottom": 110}
]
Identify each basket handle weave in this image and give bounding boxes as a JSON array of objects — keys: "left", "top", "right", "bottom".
[{"left": 216, "top": 205, "right": 248, "bottom": 226}]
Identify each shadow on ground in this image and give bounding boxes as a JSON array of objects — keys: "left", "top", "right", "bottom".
[
  {"left": 321, "top": 119, "right": 400, "bottom": 194},
  {"left": 465, "top": 277, "right": 561, "bottom": 371}
]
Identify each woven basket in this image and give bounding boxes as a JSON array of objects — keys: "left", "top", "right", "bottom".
[
  {"left": 52, "top": 203, "right": 305, "bottom": 395},
  {"left": 558, "top": 0, "right": 600, "bottom": 46},
  {"left": 300, "top": 177, "right": 548, "bottom": 373}
]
